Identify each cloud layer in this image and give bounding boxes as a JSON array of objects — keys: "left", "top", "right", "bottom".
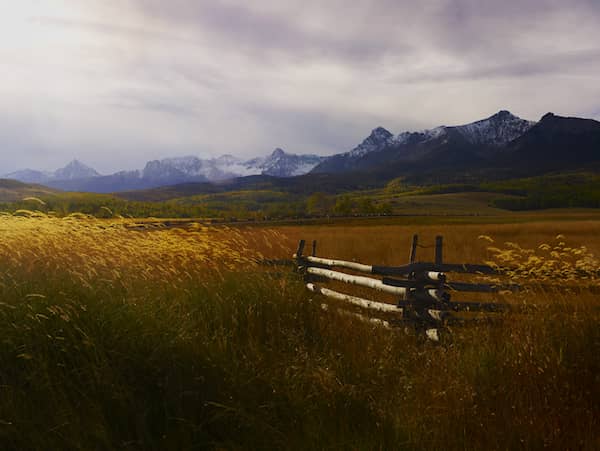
[{"left": 1, "top": 0, "right": 599, "bottom": 173}]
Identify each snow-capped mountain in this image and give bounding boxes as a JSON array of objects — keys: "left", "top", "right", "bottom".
[
  {"left": 3, "top": 150, "right": 325, "bottom": 193},
  {"left": 311, "top": 110, "right": 536, "bottom": 173},
  {"left": 2, "top": 110, "right": 555, "bottom": 193},
  {"left": 256, "top": 148, "right": 324, "bottom": 177},
  {"left": 142, "top": 158, "right": 201, "bottom": 181},
  {"left": 348, "top": 127, "right": 394, "bottom": 158},
  {"left": 5, "top": 160, "right": 99, "bottom": 184},
  {"left": 142, "top": 148, "right": 324, "bottom": 182},
  {"left": 53, "top": 159, "right": 100, "bottom": 180},
  {"left": 452, "top": 110, "right": 536, "bottom": 147}
]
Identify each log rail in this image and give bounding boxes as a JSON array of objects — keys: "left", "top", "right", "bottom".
[{"left": 294, "top": 235, "right": 515, "bottom": 341}]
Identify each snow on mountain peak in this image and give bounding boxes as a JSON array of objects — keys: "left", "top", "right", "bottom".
[
  {"left": 454, "top": 110, "right": 536, "bottom": 146},
  {"left": 258, "top": 148, "right": 324, "bottom": 177},
  {"left": 146, "top": 156, "right": 204, "bottom": 178},
  {"left": 420, "top": 126, "right": 447, "bottom": 141},
  {"left": 348, "top": 126, "right": 394, "bottom": 157},
  {"left": 215, "top": 154, "right": 242, "bottom": 165},
  {"left": 371, "top": 127, "right": 393, "bottom": 139},
  {"left": 53, "top": 159, "right": 100, "bottom": 180},
  {"left": 138, "top": 148, "right": 324, "bottom": 182}
]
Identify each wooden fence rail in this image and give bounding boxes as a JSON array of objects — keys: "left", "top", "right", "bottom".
[{"left": 294, "top": 234, "right": 516, "bottom": 341}]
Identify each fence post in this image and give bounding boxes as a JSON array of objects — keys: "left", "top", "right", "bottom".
[
  {"left": 295, "top": 240, "right": 306, "bottom": 259},
  {"left": 312, "top": 240, "right": 317, "bottom": 257},
  {"left": 435, "top": 236, "right": 443, "bottom": 266},
  {"left": 410, "top": 234, "right": 418, "bottom": 264}
]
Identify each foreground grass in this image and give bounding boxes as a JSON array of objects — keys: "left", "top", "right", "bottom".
[{"left": 0, "top": 216, "right": 598, "bottom": 450}]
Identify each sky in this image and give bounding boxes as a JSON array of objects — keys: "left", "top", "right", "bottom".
[{"left": 1, "top": 0, "right": 600, "bottom": 174}]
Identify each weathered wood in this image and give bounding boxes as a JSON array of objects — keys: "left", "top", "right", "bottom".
[
  {"left": 410, "top": 288, "right": 451, "bottom": 304},
  {"left": 425, "top": 271, "right": 445, "bottom": 282},
  {"left": 307, "top": 283, "right": 401, "bottom": 313},
  {"left": 294, "top": 236, "right": 527, "bottom": 339},
  {"left": 307, "top": 268, "right": 409, "bottom": 298},
  {"left": 384, "top": 273, "right": 447, "bottom": 286},
  {"left": 381, "top": 278, "right": 421, "bottom": 289},
  {"left": 305, "top": 256, "right": 374, "bottom": 274},
  {"left": 435, "top": 236, "right": 443, "bottom": 266},
  {"left": 410, "top": 234, "right": 418, "bottom": 263},
  {"left": 294, "top": 240, "right": 306, "bottom": 258},
  {"left": 383, "top": 276, "right": 517, "bottom": 293},
  {"left": 412, "top": 271, "right": 447, "bottom": 284},
  {"left": 300, "top": 255, "right": 497, "bottom": 277},
  {"left": 373, "top": 262, "right": 498, "bottom": 276},
  {"left": 398, "top": 300, "right": 510, "bottom": 313}
]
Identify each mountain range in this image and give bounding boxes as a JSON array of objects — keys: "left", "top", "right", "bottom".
[
  {"left": 4, "top": 149, "right": 325, "bottom": 193},
  {"left": 312, "top": 110, "right": 537, "bottom": 174},
  {"left": 3, "top": 110, "right": 600, "bottom": 193}
]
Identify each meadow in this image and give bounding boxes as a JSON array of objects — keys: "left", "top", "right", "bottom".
[{"left": 0, "top": 212, "right": 598, "bottom": 450}]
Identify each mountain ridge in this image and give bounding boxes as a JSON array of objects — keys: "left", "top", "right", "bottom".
[
  {"left": 311, "top": 110, "right": 537, "bottom": 174},
  {"left": 4, "top": 110, "right": 599, "bottom": 194},
  {"left": 4, "top": 149, "right": 325, "bottom": 193}
]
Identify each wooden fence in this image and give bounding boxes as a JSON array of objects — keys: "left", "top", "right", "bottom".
[{"left": 293, "top": 235, "right": 520, "bottom": 341}]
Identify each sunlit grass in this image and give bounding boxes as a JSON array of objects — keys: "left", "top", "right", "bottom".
[
  {"left": 0, "top": 213, "right": 258, "bottom": 290},
  {"left": 0, "top": 215, "right": 598, "bottom": 450}
]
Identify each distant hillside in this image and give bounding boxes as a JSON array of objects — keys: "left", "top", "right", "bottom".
[
  {"left": 0, "top": 179, "right": 59, "bottom": 203},
  {"left": 117, "top": 172, "right": 386, "bottom": 202}
]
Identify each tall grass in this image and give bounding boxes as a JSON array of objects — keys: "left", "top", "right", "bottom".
[{"left": 0, "top": 215, "right": 598, "bottom": 449}]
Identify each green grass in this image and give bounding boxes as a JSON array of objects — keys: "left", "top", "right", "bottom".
[
  {"left": 3, "top": 171, "right": 600, "bottom": 221},
  {"left": 482, "top": 172, "right": 600, "bottom": 210}
]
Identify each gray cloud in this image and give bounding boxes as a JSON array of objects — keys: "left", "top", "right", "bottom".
[
  {"left": 390, "top": 48, "right": 600, "bottom": 84},
  {"left": 126, "top": 0, "right": 412, "bottom": 65},
  {"left": 1, "top": 0, "right": 600, "bottom": 174}
]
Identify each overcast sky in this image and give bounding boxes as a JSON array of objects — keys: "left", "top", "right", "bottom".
[{"left": 1, "top": 0, "right": 599, "bottom": 174}]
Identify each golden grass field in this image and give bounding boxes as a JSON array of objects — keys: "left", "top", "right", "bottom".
[
  {"left": 248, "top": 216, "right": 600, "bottom": 262},
  {"left": 0, "top": 211, "right": 598, "bottom": 450}
]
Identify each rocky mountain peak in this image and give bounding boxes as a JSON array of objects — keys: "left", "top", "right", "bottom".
[
  {"left": 540, "top": 112, "right": 557, "bottom": 121},
  {"left": 454, "top": 110, "right": 536, "bottom": 146},
  {"left": 369, "top": 127, "right": 393, "bottom": 141},
  {"left": 347, "top": 127, "right": 394, "bottom": 158},
  {"left": 493, "top": 110, "right": 515, "bottom": 119},
  {"left": 54, "top": 159, "right": 100, "bottom": 180}
]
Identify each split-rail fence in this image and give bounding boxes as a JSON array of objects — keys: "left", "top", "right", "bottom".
[{"left": 293, "top": 235, "right": 520, "bottom": 341}]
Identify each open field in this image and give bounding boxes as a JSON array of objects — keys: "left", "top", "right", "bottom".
[
  {"left": 0, "top": 212, "right": 598, "bottom": 450},
  {"left": 255, "top": 216, "right": 600, "bottom": 262}
]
